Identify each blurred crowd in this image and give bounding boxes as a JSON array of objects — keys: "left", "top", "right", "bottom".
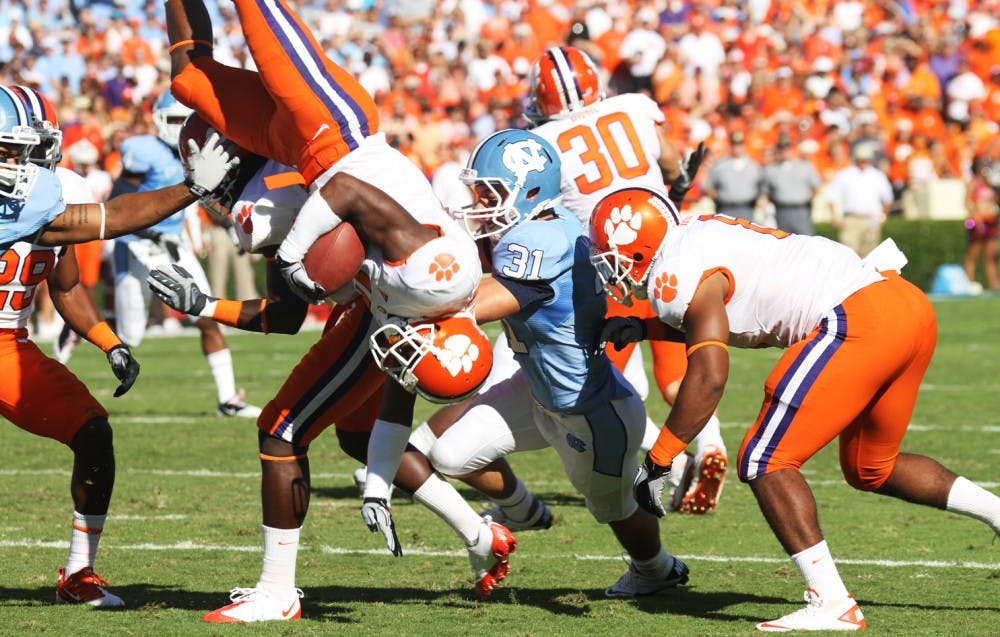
[{"left": 1, "top": 0, "right": 998, "bottom": 193}]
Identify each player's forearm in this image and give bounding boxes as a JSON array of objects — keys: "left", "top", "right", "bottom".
[
  {"left": 50, "top": 285, "right": 104, "bottom": 340},
  {"left": 643, "top": 317, "right": 684, "bottom": 342},
  {"left": 650, "top": 350, "right": 727, "bottom": 465},
  {"left": 165, "top": 0, "right": 214, "bottom": 77}
]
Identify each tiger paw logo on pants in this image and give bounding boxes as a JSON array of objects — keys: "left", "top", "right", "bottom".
[
  {"left": 603, "top": 204, "right": 643, "bottom": 247},
  {"left": 433, "top": 333, "right": 482, "bottom": 377},
  {"left": 653, "top": 272, "right": 678, "bottom": 302},
  {"left": 429, "top": 253, "right": 459, "bottom": 281}
]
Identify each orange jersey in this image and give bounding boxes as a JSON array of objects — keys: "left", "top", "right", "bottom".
[
  {"left": 0, "top": 329, "right": 107, "bottom": 445},
  {"left": 257, "top": 300, "right": 385, "bottom": 445},
  {"left": 172, "top": 0, "right": 379, "bottom": 186}
]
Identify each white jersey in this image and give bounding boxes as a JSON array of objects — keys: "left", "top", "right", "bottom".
[
  {"left": 55, "top": 167, "right": 98, "bottom": 205},
  {"left": 647, "top": 215, "right": 885, "bottom": 348},
  {"left": 534, "top": 93, "right": 667, "bottom": 225},
  {"left": 0, "top": 241, "right": 60, "bottom": 329},
  {"left": 232, "top": 159, "right": 308, "bottom": 254}
]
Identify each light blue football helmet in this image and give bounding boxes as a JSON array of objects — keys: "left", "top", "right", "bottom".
[
  {"left": 152, "top": 91, "right": 193, "bottom": 149},
  {"left": 0, "top": 84, "right": 41, "bottom": 201},
  {"left": 453, "top": 129, "right": 562, "bottom": 239}
]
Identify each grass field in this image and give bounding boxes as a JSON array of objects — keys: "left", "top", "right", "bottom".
[{"left": 1, "top": 296, "right": 998, "bottom": 636}]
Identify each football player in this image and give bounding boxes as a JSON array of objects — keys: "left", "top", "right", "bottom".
[
  {"left": 523, "top": 46, "right": 727, "bottom": 514},
  {"left": 433, "top": 129, "right": 690, "bottom": 598},
  {"left": 592, "top": 188, "right": 1000, "bottom": 631},
  {"left": 111, "top": 92, "right": 260, "bottom": 418},
  {"left": 147, "top": 115, "right": 514, "bottom": 622},
  {"left": 0, "top": 84, "right": 141, "bottom": 608}
]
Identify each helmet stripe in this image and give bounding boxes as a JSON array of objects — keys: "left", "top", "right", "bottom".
[
  {"left": 12, "top": 85, "right": 45, "bottom": 123},
  {"left": 547, "top": 47, "right": 584, "bottom": 113},
  {"left": 0, "top": 85, "right": 31, "bottom": 126}
]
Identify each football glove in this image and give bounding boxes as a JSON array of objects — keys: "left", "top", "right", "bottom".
[
  {"left": 634, "top": 453, "right": 671, "bottom": 518},
  {"left": 361, "top": 497, "right": 403, "bottom": 557},
  {"left": 273, "top": 255, "right": 325, "bottom": 305},
  {"left": 668, "top": 141, "right": 707, "bottom": 206},
  {"left": 147, "top": 264, "right": 211, "bottom": 316},
  {"left": 107, "top": 344, "right": 140, "bottom": 397},
  {"left": 184, "top": 130, "right": 240, "bottom": 198},
  {"left": 595, "top": 316, "right": 646, "bottom": 355}
]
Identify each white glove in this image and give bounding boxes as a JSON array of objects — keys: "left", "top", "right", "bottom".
[
  {"left": 361, "top": 497, "right": 402, "bottom": 557},
  {"left": 147, "top": 264, "right": 211, "bottom": 316},
  {"left": 634, "top": 454, "right": 671, "bottom": 518},
  {"left": 184, "top": 130, "right": 240, "bottom": 198}
]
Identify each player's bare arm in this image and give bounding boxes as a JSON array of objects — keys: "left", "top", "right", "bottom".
[
  {"left": 45, "top": 246, "right": 102, "bottom": 333},
  {"left": 471, "top": 277, "right": 521, "bottom": 324},
  {"left": 657, "top": 127, "right": 682, "bottom": 184},
  {"left": 164, "top": 0, "right": 215, "bottom": 77}
]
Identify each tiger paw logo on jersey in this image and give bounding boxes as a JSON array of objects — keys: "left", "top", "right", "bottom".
[
  {"left": 433, "top": 333, "right": 482, "bottom": 378},
  {"left": 236, "top": 203, "right": 253, "bottom": 235},
  {"left": 653, "top": 272, "right": 678, "bottom": 303},
  {"left": 603, "top": 203, "right": 643, "bottom": 248},
  {"left": 429, "top": 253, "right": 459, "bottom": 281}
]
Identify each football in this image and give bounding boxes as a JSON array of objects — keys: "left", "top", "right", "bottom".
[{"left": 302, "top": 223, "right": 365, "bottom": 297}]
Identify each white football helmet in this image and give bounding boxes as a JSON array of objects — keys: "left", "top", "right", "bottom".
[
  {"left": 370, "top": 312, "right": 493, "bottom": 403},
  {"left": 0, "top": 84, "right": 41, "bottom": 200},
  {"left": 152, "top": 92, "right": 194, "bottom": 149}
]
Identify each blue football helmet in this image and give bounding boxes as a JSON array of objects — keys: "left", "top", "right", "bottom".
[
  {"left": 0, "top": 84, "right": 41, "bottom": 201},
  {"left": 152, "top": 91, "right": 193, "bottom": 149},
  {"left": 452, "top": 129, "right": 562, "bottom": 239}
]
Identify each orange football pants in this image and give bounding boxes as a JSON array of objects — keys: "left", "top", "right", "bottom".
[
  {"left": 0, "top": 329, "right": 107, "bottom": 445},
  {"left": 737, "top": 273, "right": 937, "bottom": 490},
  {"left": 74, "top": 240, "right": 103, "bottom": 288},
  {"left": 258, "top": 300, "right": 385, "bottom": 446},
  {"left": 603, "top": 296, "right": 687, "bottom": 402}
]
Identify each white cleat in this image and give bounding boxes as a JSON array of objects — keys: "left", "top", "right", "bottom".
[
  {"left": 604, "top": 554, "right": 689, "bottom": 598},
  {"left": 756, "top": 590, "right": 866, "bottom": 632},
  {"left": 467, "top": 517, "right": 517, "bottom": 597},
  {"left": 217, "top": 390, "right": 263, "bottom": 418},
  {"left": 202, "top": 586, "right": 303, "bottom": 623}
]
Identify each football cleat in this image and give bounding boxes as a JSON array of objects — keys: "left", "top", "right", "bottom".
[
  {"left": 482, "top": 497, "right": 553, "bottom": 532},
  {"left": 202, "top": 586, "right": 304, "bottom": 623},
  {"left": 217, "top": 390, "right": 263, "bottom": 419},
  {"left": 680, "top": 446, "right": 728, "bottom": 514},
  {"left": 756, "top": 590, "right": 866, "bottom": 632},
  {"left": 467, "top": 517, "right": 517, "bottom": 597},
  {"left": 604, "top": 554, "right": 689, "bottom": 598},
  {"left": 56, "top": 566, "right": 125, "bottom": 607},
  {"left": 53, "top": 324, "right": 79, "bottom": 364}
]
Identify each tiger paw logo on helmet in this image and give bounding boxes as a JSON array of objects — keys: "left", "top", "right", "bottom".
[
  {"left": 433, "top": 333, "right": 482, "bottom": 378},
  {"left": 603, "top": 203, "right": 644, "bottom": 247},
  {"left": 653, "top": 272, "right": 679, "bottom": 303},
  {"left": 429, "top": 253, "right": 459, "bottom": 281}
]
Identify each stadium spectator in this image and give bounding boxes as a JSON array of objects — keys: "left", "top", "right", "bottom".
[
  {"left": 963, "top": 156, "right": 999, "bottom": 291},
  {"left": 826, "top": 142, "right": 894, "bottom": 258},
  {"left": 762, "top": 133, "right": 822, "bottom": 235},
  {"left": 705, "top": 130, "right": 763, "bottom": 222}
]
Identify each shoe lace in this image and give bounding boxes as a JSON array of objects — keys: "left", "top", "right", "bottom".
[{"left": 228, "top": 587, "right": 261, "bottom": 603}]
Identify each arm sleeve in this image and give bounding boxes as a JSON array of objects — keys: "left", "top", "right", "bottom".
[{"left": 492, "top": 274, "right": 553, "bottom": 310}]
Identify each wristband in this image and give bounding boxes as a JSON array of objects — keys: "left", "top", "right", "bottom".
[
  {"left": 648, "top": 426, "right": 688, "bottom": 467},
  {"left": 168, "top": 39, "right": 213, "bottom": 54},
  {"left": 686, "top": 340, "right": 728, "bottom": 357},
  {"left": 85, "top": 321, "right": 123, "bottom": 353},
  {"left": 201, "top": 298, "right": 242, "bottom": 327}
]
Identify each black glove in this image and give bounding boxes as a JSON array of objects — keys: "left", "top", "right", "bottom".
[
  {"left": 361, "top": 497, "right": 403, "bottom": 557},
  {"left": 107, "top": 344, "right": 140, "bottom": 397},
  {"left": 668, "top": 141, "right": 707, "bottom": 206},
  {"left": 634, "top": 453, "right": 671, "bottom": 518},
  {"left": 595, "top": 316, "right": 646, "bottom": 355}
]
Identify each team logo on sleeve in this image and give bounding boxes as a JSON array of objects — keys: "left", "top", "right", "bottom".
[
  {"left": 428, "top": 253, "right": 459, "bottom": 281},
  {"left": 433, "top": 333, "right": 482, "bottom": 378},
  {"left": 502, "top": 139, "right": 549, "bottom": 182},
  {"left": 236, "top": 203, "right": 254, "bottom": 235},
  {"left": 652, "top": 272, "right": 679, "bottom": 303},
  {"left": 604, "top": 203, "right": 644, "bottom": 247}
]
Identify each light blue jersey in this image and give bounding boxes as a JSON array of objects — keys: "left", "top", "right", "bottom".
[
  {"left": 0, "top": 168, "right": 64, "bottom": 248},
  {"left": 493, "top": 206, "right": 631, "bottom": 414},
  {"left": 117, "top": 135, "right": 184, "bottom": 242}
]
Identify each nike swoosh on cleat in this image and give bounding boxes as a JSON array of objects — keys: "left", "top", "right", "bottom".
[{"left": 282, "top": 600, "right": 298, "bottom": 617}]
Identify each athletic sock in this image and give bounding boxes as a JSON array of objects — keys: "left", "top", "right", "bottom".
[
  {"left": 632, "top": 547, "right": 673, "bottom": 577},
  {"left": 946, "top": 476, "right": 1000, "bottom": 534},
  {"left": 494, "top": 477, "right": 536, "bottom": 522},
  {"left": 258, "top": 525, "right": 300, "bottom": 595},
  {"left": 640, "top": 416, "right": 660, "bottom": 453},
  {"left": 412, "top": 473, "right": 483, "bottom": 546},
  {"left": 65, "top": 511, "right": 105, "bottom": 576},
  {"left": 791, "top": 540, "right": 850, "bottom": 599},
  {"left": 206, "top": 348, "right": 237, "bottom": 404}
]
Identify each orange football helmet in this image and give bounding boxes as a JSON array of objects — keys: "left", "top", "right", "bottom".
[
  {"left": 524, "top": 46, "right": 604, "bottom": 123},
  {"left": 589, "top": 187, "right": 680, "bottom": 305},
  {"left": 10, "top": 85, "right": 62, "bottom": 170},
  {"left": 369, "top": 312, "right": 493, "bottom": 403}
]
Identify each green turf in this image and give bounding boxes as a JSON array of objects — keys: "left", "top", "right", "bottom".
[{"left": 1, "top": 296, "right": 998, "bottom": 635}]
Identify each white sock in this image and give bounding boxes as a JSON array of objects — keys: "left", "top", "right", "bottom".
[
  {"left": 408, "top": 422, "right": 437, "bottom": 456},
  {"left": 495, "top": 477, "right": 536, "bottom": 521},
  {"left": 412, "top": 473, "right": 482, "bottom": 546},
  {"left": 258, "top": 525, "right": 300, "bottom": 595},
  {"left": 791, "top": 540, "right": 850, "bottom": 599},
  {"left": 632, "top": 547, "right": 672, "bottom": 577},
  {"left": 640, "top": 416, "right": 660, "bottom": 453},
  {"left": 206, "top": 348, "right": 237, "bottom": 404},
  {"left": 65, "top": 511, "right": 105, "bottom": 576},
  {"left": 693, "top": 414, "right": 726, "bottom": 457},
  {"left": 946, "top": 476, "right": 1000, "bottom": 534}
]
